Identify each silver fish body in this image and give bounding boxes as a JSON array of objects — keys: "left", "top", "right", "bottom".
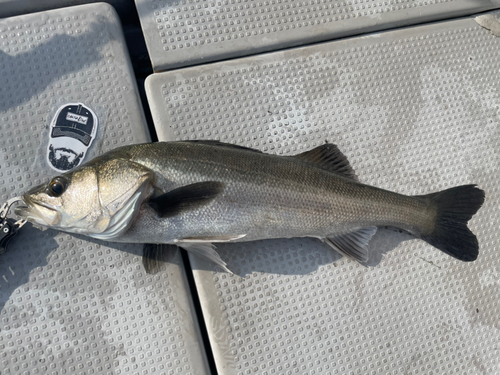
[
  {"left": 118, "top": 142, "right": 427, "bottom": 241},
  {"left": 16, "top": 141, "right": 485, "bottom": 272}
]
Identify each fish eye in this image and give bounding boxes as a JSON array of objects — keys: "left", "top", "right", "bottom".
[{"left": 48, "top": 177, "right": 68, "bottom": 197}]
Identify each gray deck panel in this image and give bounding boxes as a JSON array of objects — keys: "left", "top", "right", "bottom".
[
  {"left": 136, "top": 0, "right": 500, "bottom": 71},
  {"left": 146, "top": 10, "right": 500, "bottom": 374},
  {"left": 0, "top": 0, "right": 137, "bottom": 22},
  {"left": 0, "top": 4, "right": 209, "bottom": 375}
]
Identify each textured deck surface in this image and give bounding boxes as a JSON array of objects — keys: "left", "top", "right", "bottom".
[
  {"left": 0, "top": 0, "right": 136, "bottom": 21},
  {"left": 0, "top": 4, "right": 209, "bottom": 375},
  {"left": 135, "top": 0, "right": 500, "bottom": 71},
  {"left": 146, "top": 10, "right": 500, "bottom": 374}
]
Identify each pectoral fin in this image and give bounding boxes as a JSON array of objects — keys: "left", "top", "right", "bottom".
[
  {"left": 149, "top": 181, "right": 225, "bottom": 218},
  {"left": 322, "top": 227, "right": 377, "bottom": 263},
  {"left": 179, "top": 242, "right": 233, "bottom": 274}
]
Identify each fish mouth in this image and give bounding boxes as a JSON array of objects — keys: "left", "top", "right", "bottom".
[{"left": 14, "top": 194, "right": 59, "bottom": 226}]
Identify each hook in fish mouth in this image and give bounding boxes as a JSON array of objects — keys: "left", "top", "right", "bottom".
[
  {"left": 14, "top": 195, "right": 59, "bottom": 227},
  {"left": 13, "top": 204, "right": 32, "bottom": 219},
  {"left": 0, "top": 197, "right": 25, "bottom": 217}
]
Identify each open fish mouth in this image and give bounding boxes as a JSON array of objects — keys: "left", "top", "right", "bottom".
[
  {"left": 14, "top": 204, "right": 31, "bottom": 218},
  {"left": 14, "top": 195, "right": 59, "bottom": 226},
  {"left": 13, "top": 196, "right": 30, "bottom": 218}
]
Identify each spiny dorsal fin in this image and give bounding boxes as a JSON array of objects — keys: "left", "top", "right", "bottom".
[
  {"left": 322, "top": 227, "right": 377, "bottom": 263},
  {"left": 148, "top": 181, "right": 225, "bottom": 218},
  {"left": 183, "top": 140, "right": 263, "bottom": 154},
  {"left": 294, "top": 144, "right": 358, "bottom": 181}
]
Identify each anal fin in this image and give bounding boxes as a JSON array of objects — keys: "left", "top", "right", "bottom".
[{"left": 322, "top": 227, "right": 377, "bottom": 263}]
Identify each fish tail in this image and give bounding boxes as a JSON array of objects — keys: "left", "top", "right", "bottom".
[{"left": 417, "top": 185, "right": 485, "bottom": 261}]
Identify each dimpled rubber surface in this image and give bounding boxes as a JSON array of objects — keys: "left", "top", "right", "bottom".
[
  {"left": 147, "top": 10, "right": 500, "bottom": 375},
  {"left": 135, "top": 0, "right": 500, "bottom": 71},
  {"left": 0, "top": 4, "right": 209, "bottom": 375},
  {"left": 0, "top": 0, "right": 136, "bottom": 22}
]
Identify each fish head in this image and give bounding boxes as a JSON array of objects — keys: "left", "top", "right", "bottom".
[
  {"left": 16, "top": 166, "right": 101, "bottom": 233},
  {"left": 16, "top": 158, "right": 154, "bottom": 238}
]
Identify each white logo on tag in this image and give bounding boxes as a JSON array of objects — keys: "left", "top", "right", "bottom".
[{"left": 66, "top": 112, "right": 89, "bottom": 125}]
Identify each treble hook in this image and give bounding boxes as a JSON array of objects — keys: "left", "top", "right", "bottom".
[{"left": 0, "top": 197, "right": 27, "bottom": 255}]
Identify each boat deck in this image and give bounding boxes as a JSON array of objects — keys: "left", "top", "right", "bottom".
[{"left": 1, "top": 1, "right": 499, "bottom": 374}]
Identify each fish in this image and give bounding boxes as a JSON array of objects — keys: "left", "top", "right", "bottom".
[{"left": 14, "top": 140, "right": 485, "bottom": 273}]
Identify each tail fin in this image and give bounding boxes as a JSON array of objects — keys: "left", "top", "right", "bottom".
[{"left": 418, "top": 185, "right": 485, "bottom": 261}]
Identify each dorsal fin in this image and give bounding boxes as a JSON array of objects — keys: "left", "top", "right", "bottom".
[
  {"left": 293, "top": 144, "right": 358, "bottom": 181},
  {"left": 183, "top": 140, "right": 263, "bottom": 154}
]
